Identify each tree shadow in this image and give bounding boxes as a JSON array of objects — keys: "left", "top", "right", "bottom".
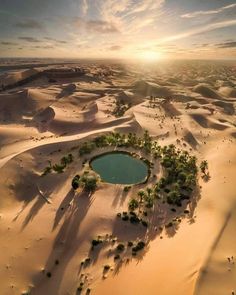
[
  {"left": 21, "top": 196, "right": 45, "bottom": 229},
  {"left": 111, "top": 185, "right": 125, "bottom": 208},
  {"left": 31, "top": 190, "right": 94, "bottom": 295},
  {"left": 52, "top": 188, "right": 75, "bottom": 230},
  {"left": 108, "top": 185, "right": 202, "bottom": 276},
  {"left": 13, "top": 171, "right": 68, "bottom": 228}
]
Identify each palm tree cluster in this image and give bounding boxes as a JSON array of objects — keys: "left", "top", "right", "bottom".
[
  {"left": 42, "top": 153, "right": 73, "bottom": 176},
  {"left": 78, "top": 130, "right": 153, "bottom": 154},
  {"left": 111, "top": 132, "right": 200, "bottom": 221},
  {"left": 112, "top": 99, "right": 131, "bottom": 117},
  {"left": 72, "top": 171, "right": 98, "bottom": 192},
  {"left": 77, "top": 131, "right": 199, "bottom": 208}
]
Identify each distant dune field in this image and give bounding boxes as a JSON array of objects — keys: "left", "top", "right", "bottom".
[{"left": 0, "top": 61, "right": 235, "bottom": 295}]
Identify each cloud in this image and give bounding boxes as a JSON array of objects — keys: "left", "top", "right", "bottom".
[
  {"left": 81, "top": 0, "right": 88, "bottom": 16},
  {"left": 181, "top": 3, "right": 236, "bottom": 18},
  {"left": 33, "top": 45, "right": 54, "bottom": 49},
  {"left": 18, "top": 37, "right": 41, "bottom": 43},
  {"left": 1, "top": 41, "right": 18, "bottom": 46},
  {"left": 100, "top": 0, "right": 165, "bottom": 34},
  {"left": 162, "top": 19, "right": 236, "bottom": 42},
  {"left": 44, "top": 37, "right": 67, "bottom": 44},
  {"left": 15, "top": 19, "right": 44, "bottom": 30},
  {"left": 109, "top": 45, "right": 122, "bottom": 50},
  {"left": 216, "top": 41, "right": 236, "bottom": 48},
  {"left": 126, "top": 0, "right": 165, "bottom": 15},
  {"left": 74, "top": 18, "right": 119, "bottom": 33}
]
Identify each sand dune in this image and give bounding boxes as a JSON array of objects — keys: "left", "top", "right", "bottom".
[
  {"left": 0, "top": 61, "right": 235, "bottom": 295},
  {"left": 190, "top": 113, "right": 229, "bottom": 130},
  {"left": 133, "top": 80, "right": 173, "bottom": 98},
  {"left": 193, "top": 84, "right": 221, "bottom": 99},
  {"left": 218, "top": 86, "right": 236, "bottom": 98},
  {"left": 0, "top": 90, "right": 36, "bottom": 122}
]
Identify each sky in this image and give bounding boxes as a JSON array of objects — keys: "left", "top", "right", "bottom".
[{"left": 0, "top": 0, "right": 235, "bottom": 60}]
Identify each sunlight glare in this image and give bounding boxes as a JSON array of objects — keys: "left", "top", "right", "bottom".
[{"left": 136, "top": 50, "right": 162, "bottom": 62}]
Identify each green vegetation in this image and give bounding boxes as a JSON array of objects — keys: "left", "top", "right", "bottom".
[
  {"left": 200, "top": 160, "right": 209, "bottom": 179},
  {"left": 132, "top": 241, "right": 146, "bottom": 255},
  {"left": 42, "top": 154, "right": 73, "bottom": 176},
  {"left": 40, "top": 131, "right": 202, "bottom": 269},
  {"left": 127, "top": 241, "right": 133, "bottom": 247},
  {"left": 42, "top": 166, "right": 52, "bottom": 176},
  {"left": 79, "top": 141, "right": 96, "bottom": 156},
  {"left": 128, "top": 198, "right": 139, "bottom": 211},
  {"left": 124, "top": 185, "right": 131, "bottom": 192},
  {"left": 103, "top": 264, "right": 110, "bottom": 271},
  {"left": 112, "top": 99, "right": 131, "bottom": 117},
  {"left": 116, "top": 243, "right": 125, "bottom": 252},
  {"left": 80, "top": 172, "right": 98, "bottom": 191},
  {"left": 72, "top": 175, "right": 80, "bottom": 190},
  {"left": 71, "top": 172, "right": 98, "bottom": 192},
  {"left": 108, "top": 131, "right": 200, "bottom": 230},
  {"left": 91, "top": 237, "right": 103, "bottom": 247}
]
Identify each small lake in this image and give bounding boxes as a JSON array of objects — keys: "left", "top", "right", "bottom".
[{"left": 90, "top": 152, "right": 149, "bottom": 185}]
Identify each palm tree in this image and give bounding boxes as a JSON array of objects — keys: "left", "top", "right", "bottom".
[
  {"left": 138, "top": 190, "right": 145, "bottom": 203},
  {"left": 200, "top": 160, "right": 208, "bottom": 175}
]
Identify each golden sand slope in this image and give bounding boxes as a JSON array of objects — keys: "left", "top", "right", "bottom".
[{"left": 0, "top": 61, "right": 235, "bottom": 295}]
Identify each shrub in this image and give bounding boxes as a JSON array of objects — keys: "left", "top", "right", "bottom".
[
  {"left": 104, "top": 265, "right": 110, "bottom": 271},
  {"left": 130, "top": 215, "right": 140, "bottom": 224},
  {"left": 141, "top": 220, "right": 148, "bottom": 227},
  {"left": 92, "top": 238, "right": 102, "bottom": 246},
  {"left": 52, "top": 163, "right": 65, "bottom": 173},
  {"left": 94, "top": 135, "right": 107, "bottom": 147},
  {"left": 80, "top": 173, "right": 97, "bottom": 191},
  {"left": 124, "top": 186, "right": 131, "bottom": 192},
  {"left": 114, "top": 254, "right": 120, "bottom": 260},
  {"left": 127, "top": 241, "right": 133, "bottom": 247},
  {"left": 60, "top": 153, "right": 73, "bottom": 166},
  {"left": 116, "top": 243, "right": 125, "bottom": 252},
  {"left": 200, "top": 160, "right": 208, "bottom": 175},
  {"left": 41, "top": 166, "right": 52, "bottom": 176},
  {"left": 128, "top": 198, "right": 139, "bottom": 211},
  {"left": 79, "top": 142, "right": 95, "bottom": 156},
  {"left": 132, "top": 241, "right": 145, "bottom": 253},
  {"left": 166, "top": 222, "right": 173, "bottom": 228},
  {"left": 122, "top": 215, "right": 129, "bottom": 221},
  {"left": 167, "top": 190, "right": 181, "bottom": 206},
  {"left": 72, "top": 175, "right": 80, "bottom": 190},
  {"left": 145, "top": 196, "right": 154, "bottom": 208}
]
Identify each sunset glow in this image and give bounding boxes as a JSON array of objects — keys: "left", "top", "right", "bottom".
[
  {"left": 0, "top": 0, "right": 235, "bottom": 59},
  {"left": 136, "top": 51, "right": 163, "bottom": 62}
]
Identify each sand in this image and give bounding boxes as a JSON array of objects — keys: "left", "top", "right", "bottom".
[{"left": 0, "top": 60, "right": 235, "bottom": 295}]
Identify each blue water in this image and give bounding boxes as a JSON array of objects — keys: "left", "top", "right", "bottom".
[{"left": 91, "top": 152, "right": 148, "bottom": 185}]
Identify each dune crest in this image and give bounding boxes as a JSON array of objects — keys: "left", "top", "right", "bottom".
[{"left": 0, "top": 61, "right": 235, "bottom": 295}]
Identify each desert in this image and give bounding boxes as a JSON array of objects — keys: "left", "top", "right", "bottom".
[
  {"left": 0, "top": 59, "right": 235, "bottom": 295},
  {"left": 0, "top": 0, "right": 236, "bottom": 294}
]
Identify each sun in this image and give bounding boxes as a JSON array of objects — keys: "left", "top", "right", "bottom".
[{"left": 136, "top": 50, "right": 162, "bottom": 62}]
